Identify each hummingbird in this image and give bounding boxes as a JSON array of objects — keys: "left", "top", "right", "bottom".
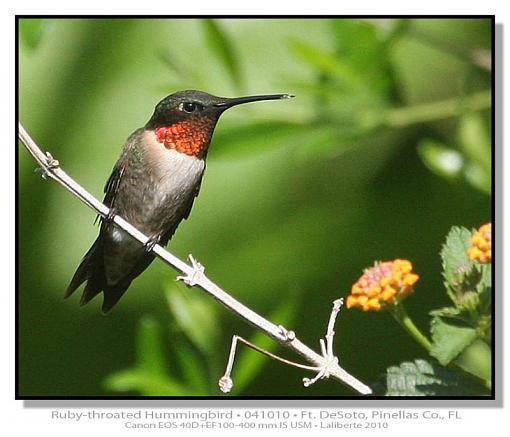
[{"left": 65, "top": 90, "right": 292, "bottom": 313}]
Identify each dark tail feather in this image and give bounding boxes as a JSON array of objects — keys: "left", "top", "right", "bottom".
[
  {"left": 100, "top": 253, "right": 157, "bottom": 313},
  {"left": 65, "top": 237, "right": 102, "bottom": 301},
  {"left": 66, "top": 236, "right": 137, "bottom": 313},
  {"left": 100, "top": 281, "right": 132, "bottom": 313}
]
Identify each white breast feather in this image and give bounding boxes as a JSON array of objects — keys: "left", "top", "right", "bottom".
[{"left": 142, "top": 130, "right": 205, "bottom": 209}]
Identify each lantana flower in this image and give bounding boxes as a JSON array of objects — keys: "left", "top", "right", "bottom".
[
  {"left": 346, "top": 259, "right": 419, "bottom": 311},
  {"left": 467, "top": 223, "right": 492, "bottom": 263}
]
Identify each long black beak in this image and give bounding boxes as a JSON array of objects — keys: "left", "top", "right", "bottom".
[{"left": 214, "top": 93, "right": 294, "bottom": 109}]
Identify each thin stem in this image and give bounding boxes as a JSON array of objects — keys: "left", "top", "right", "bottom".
[
  {"left": 392, "top": 304, "right": 492, "bottom": 391},
  {"left": 18, "top": 122, "right": 372, "bottom": 395},
  {"left": 325, "top": 298, "right": 343, "bottom": 358},
  {"left": 220, "top": 335, "right": 322, "bottom": 393},
  {"left": 224, "top": 335, "right": 319, "bottom": 379},
  {"left": 390, "top": 304, "right": 432, "bottom": 351},
  {"left": 383, "top": 90, "right": 491, "bottom": 128}
]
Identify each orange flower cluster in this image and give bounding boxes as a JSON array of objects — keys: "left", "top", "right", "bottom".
[
  {"left": 346, "top": 259, "right": 419, "bottom": 311},
  {"left": 467, "top": 223, "right": 492, "bottom": 263}
]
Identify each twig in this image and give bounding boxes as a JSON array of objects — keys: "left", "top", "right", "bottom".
[
  {"left": 383, "top": 90, "right": 491, "bottom": 128},
  {"left": 219, "top": 335, "right": 320, "bottom": 393},
  {"left": 325, "top": 298, "right": 343, "bottom": 357},
  {"left": 18, "top": 122, "right": 372, "bottom": 395},
  {"left": 303, "top": 299, "right": 345, "bottom": 388},
  {"left": 220, "top": 299, "right": 350, "bottom": 392}
]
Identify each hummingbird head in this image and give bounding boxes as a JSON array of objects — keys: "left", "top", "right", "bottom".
[{"left": 145, "top": 90, "right": 293, "bottom": 157}]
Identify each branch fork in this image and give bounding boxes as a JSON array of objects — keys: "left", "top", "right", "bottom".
[
  {"left": 304, "top": 298, "right": 344, "bottom": 387},
  {"left": 177, "top": 255, "right": 205, "bottom": 286},
  {"left": 18, "top": 123, "right": 372, "bottom": 396},
  {"left": 217, "top": 299, "right": 347, "bottom": 393}
]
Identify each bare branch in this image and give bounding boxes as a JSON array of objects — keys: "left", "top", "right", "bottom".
[
  {"left": 18, "top": 122, "right": 372, "bottom": 395},
  {"left": 326, "top": 298, "right": 344, "bottom": 357},
  {"left": 302, "top": 299, "right": 345, "bottom": 388},
  {"left": 219, "top": 335, "right": 320, "bottom": 393}
]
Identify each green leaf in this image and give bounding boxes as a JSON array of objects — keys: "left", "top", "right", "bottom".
[
  {"left": 174, "top": 343, "right": 209, "bottom": 394},
  {"left": 165, "top": 282, "right": 220, "bottom": 357},
  {"left": 458, "top": 112, "right": 491, "bottom": 195},
  {"left": 465, "top": 262, "right": 491, "bottom": 295},
  {"left": 19, "top": 19, "right": 48, "bottom": 50},
  {"left": 158, "top": 50, "right": 197, "bottom": 83},
  {"left": 458, "top": 112, "right": 491, "bottom": 172},
  {"left": 104, "top": 316, "right": 208, "bottom": 396},
  {"left": 454, "top": 338, "right": 492, "bottom": 383},
  {"left": 372, "top": 359, "right": 489, "bottom": 396},
  {"left": 202, "top": 19, "right": 242, "bottom": 90},
  {"left": 330, "top": 19, "right": 393, "bottom": 97},
  {"left": 441, "top": 227, "right": 472, "bottom": 280},
  {"left": 429, "top": 306, "right": 462, "bottom": 319},
  {"left": 476, "top": 263, "right": 492, "bottom": 312},
  {"left": 440, "top": 226, "right": 472, "bottom": 302},
  {"left": 430, "top": 261, "right": 492, "bottom": 323},
  {"left": 331, "top": 20, "right": 381, "bottom": 72},
  {"left": 104, "top": 369, "right": 189, "bottom": 396},
  {"left": 417, "top": 139, "right": 464, "bottom": 180},
  {"left": 136, "top": 316, "right": 168, "bottom": 377},
  {"left": 430, "top": 317, "right": 478, "bottom": 365},
  {"left": 439, "top": 227, "right": 490, "bottom": 313},
  {"left": 289, "top": 40, "right": 363, "bottom": 89},
  {"left": 104, "top": 316, "right": 192, "bottom": 396},
  {"left": 464, "top": 161, "right": 491, "bottom": 195}
]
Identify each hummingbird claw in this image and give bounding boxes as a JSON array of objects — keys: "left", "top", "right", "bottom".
[
  {"left": 105, "top": 207, "right": 118, "bottom": 223},
  {"left": 144, "top": 234, "right": 161, "bottom": 253},
  {"left": 35, "top": 152, "right": 60, "bottom": 180},
  {"left": 177, "top": 254, "right": 205, "bottom": 286}
]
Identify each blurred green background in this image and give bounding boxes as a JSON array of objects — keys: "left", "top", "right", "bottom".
[{"left": 18, "top": 18, "right": 492, "bottom": 397}]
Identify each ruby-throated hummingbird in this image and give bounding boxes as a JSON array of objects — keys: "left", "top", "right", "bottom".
[{"left": 66, "top": 90, "right": 293, "bottom": 312}]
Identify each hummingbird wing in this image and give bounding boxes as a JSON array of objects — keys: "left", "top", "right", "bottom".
[
  {"left": 103, "top": 158, "right": 127, "bottom": 208},
  {"left": 66, "top": 155, "right": 129, "bottom": 306},
  {"left": 92, "top": 157, "right": 126, "bottom": 225},
  {"left": 98, "top": 152, "right": 205, "bottom": 312},
  {"left": 66, "top": 127, "right": 138, "bottom": 310}
]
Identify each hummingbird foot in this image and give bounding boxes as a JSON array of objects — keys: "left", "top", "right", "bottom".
[
  {"left": 35, "top": 152, "right": 60, "bottom": 180},
  {"left": 177, "top": 254, "right": 205, "bottom": 286},
  {"left": 105, "top": 207, "right": 118, "bottom": 223},
  {"left": 144, "top": 234, "right": 161, "bottom": 253},
  {"left": 95, "top": 206, "right": 117, "bottom": 226}
]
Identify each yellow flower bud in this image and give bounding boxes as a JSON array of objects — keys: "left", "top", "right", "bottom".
[{"left": 467, "top": 223, "right": 492, "bottom": 263}]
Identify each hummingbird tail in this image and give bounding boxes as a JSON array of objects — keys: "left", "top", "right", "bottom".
[
  {"left": 66, "top": 236, "right": 154, "bottom": 313},
  {"left": 65, "top": 237, "right": 133, "bottom": 313},
  {"left": 65, "top": 237, "right": 104, "bottom": 305}
]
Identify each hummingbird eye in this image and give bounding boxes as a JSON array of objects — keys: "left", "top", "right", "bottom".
[{"left": 180, "top": 102, "right": 203, "bottom": 113}]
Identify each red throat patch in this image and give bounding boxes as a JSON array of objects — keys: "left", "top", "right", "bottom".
[{"left": 155, "top": 116, "right": 216, "bottom": 157}]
